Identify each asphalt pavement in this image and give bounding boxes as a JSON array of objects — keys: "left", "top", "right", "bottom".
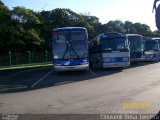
[{"left": 0, "top": 62, "right": 160, "bottom": 119}]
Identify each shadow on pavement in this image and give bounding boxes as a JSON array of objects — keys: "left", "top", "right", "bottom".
[
  {"left": 34, "top": 67, "right": 123, "bottom": 89},
  {"left": 0, "top": 61, "right": 158, "bottom": 93},
  {"left": 0, "top": 67, "right": 122, "bottom": 93},
  {"left": 129, "top": 61, "right": 159, "bottom": 68}
]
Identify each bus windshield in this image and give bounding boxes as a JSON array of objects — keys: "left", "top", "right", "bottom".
[
  {"left": 154, "top": 38, "right": 160, "bottom": 45},
  {"left": 145, "top": 41, "right": 159, "bottom": 51},
  {"left": 70, "top": 31, "right": 88, "bottom": 58},
  {"left": 128, "top": 36, "right": 143, "bottom": 51},
  {"left": 53, "top": 30, "right": 88, "bottom": 59},
  {"left": 100, "top": 37, "right": 128, "bottom": 51}
]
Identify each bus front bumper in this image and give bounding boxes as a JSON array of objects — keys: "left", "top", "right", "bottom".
[
  {"left": 130, "top": 58, "right": 145, "bottom": 62},
  {"left": 54, "top": 64, "right": 89, "bottom": 71},
  {"left": 144, "top": 53, "right": 159, "bottom": 62},
  {"left": 145, "top": 58, "right": 159, "bottom": 61},
  {"left": 102, "top": 62, "right": 130, "bottom": 68}
]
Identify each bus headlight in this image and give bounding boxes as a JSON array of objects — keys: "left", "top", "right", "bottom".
[
  {"left": 123, "top": 57, "right": 129, "bottom": 62},
  {"left": 54, "top": 63, "right": 61, "bottom": 66},
  {"left": 81, "top": 62, "right": 88, "bottom": 65},
  {"left": 81, "top": 59, "right": 88, "bottom": 65}
]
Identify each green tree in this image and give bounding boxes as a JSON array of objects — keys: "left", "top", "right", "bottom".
[
  {"left": 133, "top": 22, "right": 152, "bottom": 36},
  {"left": 11, "top": 6, "right": 44, "bottom": 51},
  {"left": 124, "top": 21, "right": 137, "bottom": 33},
  {"left": 103, "top": 20, "right": 125, "bottom": 33},
  {"left": 1, "top": 0, "right": 159, "bottom": 53},
  {"left": 0, "top": 0, "right": 12, "bottom": 52},
  {"left": 24, "top": 29, "right": 44, "bottom": 50},
  {"left": 12, "top": 6, "right": 41, "bottom": 28},
  {"left": 152, "top": 30, "right": 160, "bottom": 37},
  {"left": 49, "top": 8, "right": 79, "bottom": 27}
]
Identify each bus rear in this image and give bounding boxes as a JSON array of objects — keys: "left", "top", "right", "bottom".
[
  {"left": 52, "top": 27, "right": 89, "bottom": 71},
  {"left": 90, "top": 33, "right": 130, "bottom": 68},
  {"left": 144, "top": 37, "right": 160, "bottom": 61},
  {"left": 127, "top": 34, "right": 145, "bottom": 62}
]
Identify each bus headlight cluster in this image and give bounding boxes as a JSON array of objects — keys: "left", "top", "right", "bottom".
[
  {"left": 81, "top": 61, "right": 88, "bottom": 65},
  {"left": 80, "top": 59, "right": 88, "bottom": 65}
]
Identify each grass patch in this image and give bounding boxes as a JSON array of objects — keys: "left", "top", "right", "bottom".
[
  {"left": 0, "top": 63, "right": 53, "bottom": 71},
  {"left": 0, "top": 85, "right": 16, "bottom": 89},
  {"left": 0, "top": 85, "right": 28, "bottom": 92}
]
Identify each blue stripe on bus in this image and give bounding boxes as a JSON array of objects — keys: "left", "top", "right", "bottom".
[
  {"left": 54, "top": 27, "right": 86, "bottom": 32},
  {"left": 145, "top": 54, "right": 159, "bottom": 58},
  {"left": 54, "top": 58, "right": 88, "bottom": 66},
  {"left": 104, "top": 57, "right": 129, "bottom": 63},
  {"left": 130, "top": 53, "right": 143, "bottom": 60}
]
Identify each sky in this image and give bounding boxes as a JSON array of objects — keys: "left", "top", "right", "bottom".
[{"left": 2, "top": 0, "right": 158, "bottom": 31}]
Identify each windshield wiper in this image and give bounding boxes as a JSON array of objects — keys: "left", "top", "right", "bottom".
[
  {"left": 62, "top": 40, "right": 80, "bottom": 59},
  {"left": 67, "top": 41, "right": 80, "bottom": 58},
  {"left": 62, "top": 43, "right": 69, "bottom": 59}
]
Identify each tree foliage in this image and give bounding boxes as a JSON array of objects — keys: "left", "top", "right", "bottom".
[{"left": 0, "top": 1, "right": 160, "bottom": 53}]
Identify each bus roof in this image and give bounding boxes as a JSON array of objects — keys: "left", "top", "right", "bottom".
[
  {"left": 102, "top": 33, "right": 126, "bottom": 39},
  {"left": 151, "top": 37, "right": 160, "bottom": 40},
  {"left": 93, "top": 33, "right": 105, "bottom": 40},
  {"left": 126, "top": 34, "right": 143, "bottom": 37},
  {"left": 53, "top": 27, "right": 87, "bottom": 31},
  {"left": 144, "top": 37, "right": 159, "bottom": 42},
  {"left": 93, "top": 32, "right": 126, "bottom": 40}
]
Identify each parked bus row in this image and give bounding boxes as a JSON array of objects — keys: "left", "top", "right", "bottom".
[{"left": 52, "top": 27, "right": 160, "bottom": 71}]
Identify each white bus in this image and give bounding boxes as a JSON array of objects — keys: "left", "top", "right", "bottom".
[
  {"left": 52, "top": 27, "right": 89, "bottom": 71},
  {"left": 144, "top": 37, "right": 160, "bottom": 61},
  {"left": 89, "top": 33, "right": 130, "bottom": 68},
  {"left": 126, "top": 34, "right": 145, "bottom": 62}
]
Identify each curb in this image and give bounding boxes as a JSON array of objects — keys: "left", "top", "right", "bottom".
[
  {"left": 0, "top": 64, "right": 52, "bottom": 71},
  {"left": 0, "top": 85, "right": 28, "bottom": 92}
]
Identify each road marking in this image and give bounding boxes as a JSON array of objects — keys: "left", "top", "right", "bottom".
[
  {"left": 89, "top": 69, "right": 96, "bottom": 75},
  {"left": 31, "top": 70, "right": 53, "bottom": 88}
]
